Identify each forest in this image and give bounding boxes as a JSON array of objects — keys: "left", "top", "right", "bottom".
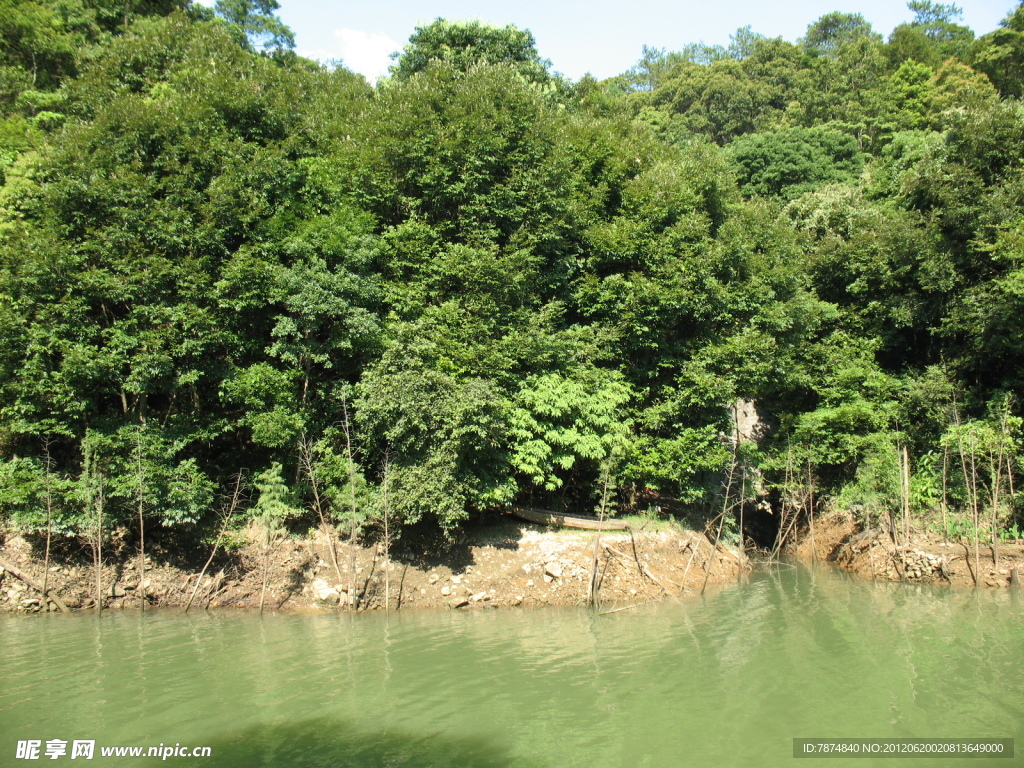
[{"left": 1, "top": 0, "right": 1023, "bottom": 560}]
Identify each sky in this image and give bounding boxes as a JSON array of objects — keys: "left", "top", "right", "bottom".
[{"left": 273, "top": 0, "right": 1015, "bottom": 83}]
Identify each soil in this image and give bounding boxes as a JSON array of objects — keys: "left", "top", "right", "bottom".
[
  {"left": 794, "top": 511, "right": 1024, "bottom": 589},
  {"left": 0, "top": 515, "right": 746, "bottom": 614}
]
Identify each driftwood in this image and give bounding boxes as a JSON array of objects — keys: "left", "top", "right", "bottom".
[
  {"left": 0, "top": 557, "right": 71, "bottom": 613},
  {"left": 510, "top": 506, "right": 629, "bottom": 531},
  {"left": 598, "top": 601, "right": 653, "bottom": 616}
]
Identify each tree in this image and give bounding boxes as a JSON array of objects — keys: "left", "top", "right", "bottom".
[
  {"left": 727, "top": 126, "right": 863, "bottom": 199},
  {"left": 971, "top": 3, "right": 1024, "bottom": 99},
  {"left": 214, "top": 0, "right": 294, "bottom": 52},
  {"left": 802, "top": 13, "right": 881, "bottom": 58},
  {"left": 388, "top": 19, "right": 550, "bottom": 84}
]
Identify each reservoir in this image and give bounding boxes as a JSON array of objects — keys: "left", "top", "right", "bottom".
[{"left": 2, "top": 565, "right": 1022, "bottom": 766}]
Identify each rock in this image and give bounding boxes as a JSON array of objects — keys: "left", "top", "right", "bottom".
[
  {"left": 470, "top": 592, "right": 489, "bottom": 602},
  {"left": 109, "top": 584, "right": 126, "bottom": 598},
  {"left": 440, "top": 585, "right": 452, "bottom": 596},
  {"left": 450, "top": 597, "right": 470, "bottom": 609},
  {"left": 428, "top": 574, "right": 439, "bottom": 584},
  {"left": 311, "top": 579, "right": 341, "bottom": 605},
  {"left": 451, "top": 575, "right": 462, "bottom": 584},
  {"left": 511, "top": 595, "right": 523, "bottom": 606},
  {"left": 544, "top": 562, "right": 563, "bottom": 579}
]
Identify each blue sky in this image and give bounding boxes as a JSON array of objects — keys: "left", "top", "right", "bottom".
[{"left": 274, "top": 0, "right": 1014, "bottom": 82}]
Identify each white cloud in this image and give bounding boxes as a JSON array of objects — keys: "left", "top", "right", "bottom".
[{"left": 308, "top": 29, "right": 401, "bottom": 83}]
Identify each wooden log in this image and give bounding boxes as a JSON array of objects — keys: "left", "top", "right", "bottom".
[{"left": 0, "top": 557, "right": 71, "bottom": 613}]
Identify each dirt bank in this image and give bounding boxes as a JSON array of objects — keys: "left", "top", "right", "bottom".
[
  {"left": 0, "top": 516, "right": 745, "bottom": 614},
  {"left": 794, "top": 511, "right": 1024, "bottom": 588}
]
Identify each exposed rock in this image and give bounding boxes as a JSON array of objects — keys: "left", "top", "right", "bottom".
[
  {"left": 311, "top": 579, "right": 341, "bottom": 605},
  {"left": 545, "top": 562, "right": 563, "bottom": 579},
  {"left": 440, "top": 585, "right": 451, "bottom": 596},
  {"left": 450, "top": 597, "right": 470, "bottom": 609}
]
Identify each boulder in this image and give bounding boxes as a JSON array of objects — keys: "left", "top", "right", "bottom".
[
  {"left": 544, "top": 562, "right": 563, "bottom": 580},
  {"left": 311, "top": 579, "right": 341, "bottom": 605}
]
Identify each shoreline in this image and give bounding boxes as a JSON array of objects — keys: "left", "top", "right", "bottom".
[
  {"left": 794, "top": 511, "right": 1024, "bottom": 589},
  {"left": 0, "top": 517, "right": 745, "bottom": 614}
]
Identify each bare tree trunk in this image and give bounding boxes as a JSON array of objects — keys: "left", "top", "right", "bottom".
[
  {"left": 185, "top": 473, "right": 243, "bottom": 614},
  {"left": 298, "top": 435, "right": 344, "bottom": 585},
  {"left": 341, "top": 399, "right": 360, "bottom": 611},
  {"left": 95, "top": 485, "right": 104, "bottom": 614},
  {"left": 902, "top": 445, "right": 911, "bottom": 544},
  {"left": 588, "top": 468, "right": 613, "bottom": 609},
  {"left": 135, "top": 428, "right": 146, "bottom": 611},
  {"left": 703, "top": 457, "right": 736, "bottom": 595},
  {"left": 258, "top": 532, "right": 274, "bottom": 616},
  {"left": 380, "top": 453, "right": 392, "bottom": 616},
  {"left": 941, "top": 444, "right": 949, "bottom": 544},
  {"left": 41, "top": 439, "right": 54, "bottom": 602},
  {"left": 806, "top": 459, "right": 816, "bottom": 563}
]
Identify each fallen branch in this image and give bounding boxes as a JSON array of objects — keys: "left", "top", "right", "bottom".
[
  {"left": 0, "top": 557, "right": 71, "bottom": 613},
  {"left": 598, "top": 600, "right": 653, "bottom": 616}
]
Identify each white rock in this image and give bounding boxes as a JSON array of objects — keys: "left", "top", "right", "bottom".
[
  {"left": 311, "top": 580, "right": 341, "bottom": 604},
  {"left": 544, "top": 562, "right": 563, "bottom": 579},
  {"left": 440, "top": 585, "right": 452, "bottom": 596}
]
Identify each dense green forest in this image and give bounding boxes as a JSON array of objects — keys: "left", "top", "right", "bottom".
[{"left": 2, "top": 0, "right": 1023, "bottom": 553}]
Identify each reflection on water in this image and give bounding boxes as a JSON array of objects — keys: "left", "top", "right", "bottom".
[{"left": 1, "top": 566, "right": 1022, "bottom": 767}]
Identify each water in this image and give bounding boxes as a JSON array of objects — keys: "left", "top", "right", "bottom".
[{"left": 2, "top": 565, "right": 1022, "bottom": 767}]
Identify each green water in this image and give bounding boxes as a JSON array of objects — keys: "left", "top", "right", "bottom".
[{"left": 2, "top": 565, "right": 1022, "bottom": 767}]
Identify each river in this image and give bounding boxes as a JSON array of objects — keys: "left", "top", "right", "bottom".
[{"left": 2, "top": 565, "right": 1022, "bottom": 767}]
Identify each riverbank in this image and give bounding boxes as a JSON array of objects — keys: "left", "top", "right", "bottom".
[
  {"left": 0, "top": 516, "right": 745, "bottom": 614},
  {"left": 796, "top": 511, "right": 1024, "bottom": 588}
]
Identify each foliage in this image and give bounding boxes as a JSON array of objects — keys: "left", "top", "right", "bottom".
[{"left": 1, "top": 4, "right": 1023, "bottom": 546}]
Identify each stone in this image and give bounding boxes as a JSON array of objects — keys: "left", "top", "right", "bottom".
[
  {"left": 109, "top": 584, "right": 126, "bottom": 598},
  {"left": 440, "top": 585, "right": 452, "bottom": 596},
  {"left": 450, "top": 597, "right": 470, "bottom": 609},
  {"left": 470, "top": 592, "right": 489, "bottom": 602},
  {"left": 311, "top": 579, "right": 341, "bottom": 605},
  {"left": 544, "top": 562, "right": 562, "bottom": 579},
  {"left": 451, "top": 575, "right": 462, "bottom": 584}
]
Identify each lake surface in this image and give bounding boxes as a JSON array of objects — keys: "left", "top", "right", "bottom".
[{"left": 2, "top": 565, "right": 1022, "bottom": 767}]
